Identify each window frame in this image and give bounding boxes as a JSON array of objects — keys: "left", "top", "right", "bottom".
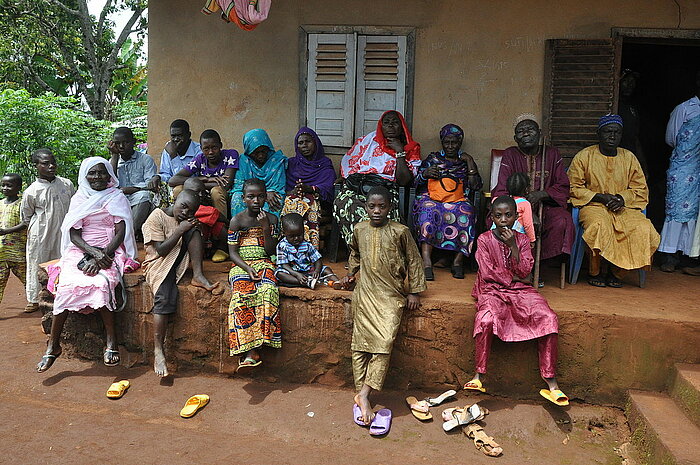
[{"left": 298, "top": 25, "right": 416, "bottom": 154}]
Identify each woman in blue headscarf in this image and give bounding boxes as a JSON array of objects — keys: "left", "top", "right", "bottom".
[{"left": 230, "top": 129, "right": 288, "bottom": 218}]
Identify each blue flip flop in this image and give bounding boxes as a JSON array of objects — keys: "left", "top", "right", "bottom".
[{"left": 369, "top": 408, "right": 392, "bottom": 436}]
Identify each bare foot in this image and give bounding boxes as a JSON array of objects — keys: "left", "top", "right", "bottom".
[
  {"left": 354, "top": 393, "right": 374, "bottom": 425},
  {"left": 154, "top": 346, "right": 168, "bottom": 377},
  {"left": 191, "top": 274, "right": 222, "bottom": 294}
]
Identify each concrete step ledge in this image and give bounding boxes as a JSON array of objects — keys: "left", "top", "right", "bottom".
[
  {"left": 671, "top": 363, "right": 700, "bottom": 429},
  {"left": 627, "top": 390, "right": 700, "bottom": 465}
]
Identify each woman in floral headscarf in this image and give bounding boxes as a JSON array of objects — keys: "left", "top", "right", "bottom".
[
  {"left": 413, "top": 124, "right": 482, "bottom": 280},
  {"left": 333, "top": 110, "right": 421, "bottom": 245}
]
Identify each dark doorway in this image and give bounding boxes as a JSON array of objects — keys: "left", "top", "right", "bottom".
[{"left": 618, "top": 40, "right": 700, "bottom": 229}]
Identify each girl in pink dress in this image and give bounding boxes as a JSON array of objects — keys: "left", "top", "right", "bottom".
[
  {"left": 37, "top": 157, "right": 137, "bottom": 373},
  {"left": 464, "top": 195, "right": 568, "bottom": 406}
]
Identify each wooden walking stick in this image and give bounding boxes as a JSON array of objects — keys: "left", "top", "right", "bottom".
[{"left": 533, "top": 135, "right": 546, "bottom": 290}]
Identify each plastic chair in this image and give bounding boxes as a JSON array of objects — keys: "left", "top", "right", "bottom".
[{"left": 568, "top": 207, "right": 647, "bottom": 287}]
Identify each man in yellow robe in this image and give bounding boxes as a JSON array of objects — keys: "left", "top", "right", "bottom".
[{"left": 568, "top": 114, "right": 660, "bottom": 287}]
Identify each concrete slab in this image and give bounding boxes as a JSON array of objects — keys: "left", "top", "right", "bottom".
[
  {"left": 627, "top": 390, "right": 700, "bottom": 465},
  {"left": 671, "top": 363, "right": 700, "bottom": 429}
]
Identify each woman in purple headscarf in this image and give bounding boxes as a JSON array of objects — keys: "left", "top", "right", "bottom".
[
  {"left": 281, "top": 127, "right": 337, "bottom": 248},
  {"left": 413, "top": 124, "right": 482, "bottom": 280}
]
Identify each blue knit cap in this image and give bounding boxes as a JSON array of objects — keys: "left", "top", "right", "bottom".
[{"left": 598, "top": 114, "right": 623, "bottom": 129}]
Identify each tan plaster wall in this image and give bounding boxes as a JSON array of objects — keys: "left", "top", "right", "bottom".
[{"left": 148, "top": 0, "right": 700, "bottom": 175}]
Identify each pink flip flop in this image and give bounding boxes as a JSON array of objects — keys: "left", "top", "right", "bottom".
[{"left": 369, "top": 408, "right": 392, "bottom": 436}]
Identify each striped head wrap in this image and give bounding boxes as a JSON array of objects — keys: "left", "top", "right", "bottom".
[
  {"left": 598, "top": 114, "right": 623, "bottom": 129},
  {"left": 439, "top": 123, "right": 464, "bottom": 140}
]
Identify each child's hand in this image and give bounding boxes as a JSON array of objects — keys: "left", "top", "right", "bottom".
[
  {"left": 407, "top": 293, "right": 420, "bottom": 311},
  {"left": 213, "top": 175, "right": 229, "bottom": 187},
  {"left": 500, "top": 227, "right": 517, "bottom": 248},
  {"left": 294, "top": 272, "right": 308, "bottom": 285},
  {"left": 247, "top": 268, "right": 261, "bottom": 281},
  {"left": 178, "top": 218, "right": 198, "bottom": 232},
  {"left": 337, "top": 275, "right": 355, "bottom": 288},
  {"left": 311, "top": 269, "right": 321, "bottom": 280},
  {"left": 257, "top": 211, "right": 270, "bottom": 230}
]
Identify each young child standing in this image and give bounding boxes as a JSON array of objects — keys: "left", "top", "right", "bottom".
[
  {"left": 337, "top": 186, "right": 426, "bottom": 431},
  {"left": 0, "top": 173, "right": 28, "bottom": 305},
  {"left": 275, "top": 213, "right": 338, "bottom": 289},
  {"left": 142, "top": 189, "right": 221, "bottom": 377},
  {"left": 464, "top": 195, "right": 568, "bottom": 406},
  {"left": 21, "top": 149, "right": 75, "bottom": 313},
  {"left": 491, "top": 172, "right": 535, "bottom": 243},
  {"left": 227, "top": 178, "right": 280, "bottom": 373}
]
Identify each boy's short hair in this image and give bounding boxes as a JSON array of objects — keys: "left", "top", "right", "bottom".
[
  {"left": 113, "top": 126, "right": 135, "bottom": 140},
  {"left": 243, "top": 178, "right": 266, "bottom": 193},
  {"left": 2, "top": 173, "right": 22, "bottom": 185},
  {"left": 492, "top": 195, "right": 517, "bottom": 211},
  {"left": 200, "top": 129, "right": 222, "bottom": 144},
  {"left": 175, "top": 188, "right": 201, "bottom": 207},
  {"left": 31, "top": 148, "right": 53, "bottom": 164},
  {"left": 170, "top": 119, "right": 190, "bottom": 132},
  {"left": 506, "top": 172, "right": 529, "bottom": 197},
  {"left": 366, "top": 185, "right": 392, "bottom": 204},
  {"left": 281, "top": 213, "right": 304, "bottom": 231},
  {"left": 183, "top": 177, "right": 206, "bottom": 192}
]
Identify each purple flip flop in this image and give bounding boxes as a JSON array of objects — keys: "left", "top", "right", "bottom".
[
  {"left": 369, "top": 408, "right": 392, "bottom": 436},
  {"left": 353, "top": 403, "right": 368, "bottom": 426}
]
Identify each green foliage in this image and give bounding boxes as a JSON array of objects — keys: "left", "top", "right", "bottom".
[{"left": 0, "top": 88, "right": 113, "bottom": 187}]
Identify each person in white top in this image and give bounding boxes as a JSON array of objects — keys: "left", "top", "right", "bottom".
[{"left": 660, "top": 71, "right": 700, "bottom": 274}]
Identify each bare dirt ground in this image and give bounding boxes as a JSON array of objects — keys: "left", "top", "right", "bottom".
[{"left": 0, "top": 274, "right": 635, "bottom": 465}]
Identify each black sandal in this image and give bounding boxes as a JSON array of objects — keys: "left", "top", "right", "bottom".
[
  {"left": 424, "top": 267, "right": 435, "bottom": 281},
  {"left": 587, "top": 274, "right": 606, "bottom": 287},
  {"left": 37, "top": 350, "right": 61, "bottom": 373},
  {"left": 606, "top": 274, "right": 623, "bottom": 288},
  {"left": 103, "top": 348, "right": 120, "bottom": 367}
]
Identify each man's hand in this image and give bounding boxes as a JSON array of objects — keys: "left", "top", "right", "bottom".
[
  {"left": 526, "top": 190, "right": 549, "bottom": 206},
  {"left": 146, "top": 176, "right": 161, "bottom": 192},
  {"left": 407, "top": 293, "right": 420, "bottom": 311},
  {"left": 606, "top": 194, "right": 625, "bottom": 212},
  {"left": 107, "top": 140, "right": 120, "bottom": 157}
]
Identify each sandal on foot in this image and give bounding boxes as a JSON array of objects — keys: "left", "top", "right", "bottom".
[
  {"left": 539, "top": 388, "right": 570, "bottom": 406},
  {"left": 464, "top": 423, "right": 503, "bottom": 457},
  {"left": 405, "top": 396, "right": 432, "bottom": 421},
  {"left": 103, "top": 348, "right": 120, "bottom": 367},
  {"left": 587, "top": 275, "right": 606, "bottom": 287},
  {"left": 24, "top": 303, "right": 39, "bottom": 313},
  {"left": 606, "top": 274, "right": 623, "bottom": 288},
  {"left": 424, "top": 267, "right": 435, "bottom": 281},
  {"left": 353, "top": 403, "right": 370, "bottom": 426},
  {"left": 425, "top": 389, "right": 457, "bottom": 407},
  {"left": 37, "top": 352, "right": 61, "bottom": 373},
  {"left": 463, "top": 378, "right": 486, "bottom": 393},
  {"left": 236, "top": 357, "right": 262, "bottom": 374},
  {"left": 369, "top": 408, "right": 392, "bottom": 436},
  {"left": 106, "top": 380, "right": 130, "bottom": 399},
  {"left": 442, "top": 403, "right": 487, "bottom": 431},
  {"left": 451, "top": 265, "right": 465, "bottom": 279},
  {"left": 180, "top": 394, "right": 209, "bottom": 418}
]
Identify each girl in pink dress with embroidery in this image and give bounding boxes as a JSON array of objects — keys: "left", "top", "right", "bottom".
[
  {"left": 37, "top": 157, "right": 137, "bottom": 373},
  {"left": 464, "top": 195, "right": 569, "bottom": 406}
]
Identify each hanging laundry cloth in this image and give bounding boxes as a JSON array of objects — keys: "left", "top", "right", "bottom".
[{"left": 202, "top": 0, "right": 271, "bottom": 31}]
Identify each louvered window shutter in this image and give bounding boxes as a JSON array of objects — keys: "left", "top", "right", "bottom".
[
  {"left": 306, "top": 33, "right": 357, "bottom": 147},
  {"left": 542, "top": 38, "right": 621, "bottom": 163},
  {"left": 354, "top": 35, "right": 407, "bottom": 139}
]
